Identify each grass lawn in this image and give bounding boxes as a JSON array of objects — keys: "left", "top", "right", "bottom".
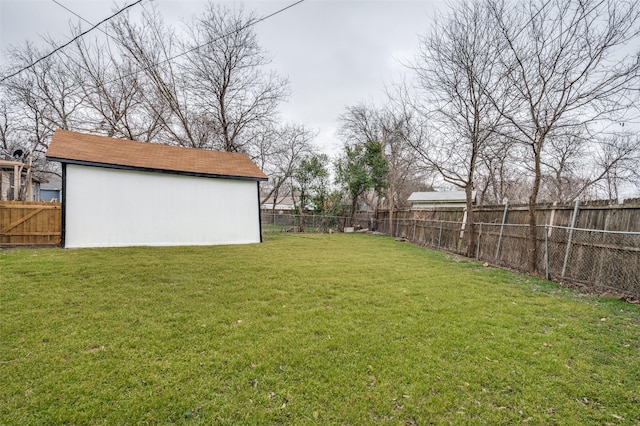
[{"left": 1, "top": 233, "right": 639, "bottom": 425}]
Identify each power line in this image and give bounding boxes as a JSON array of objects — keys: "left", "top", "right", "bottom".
[
  {"left": 2, "top": 0, "right": 305, "bottom": 143},
  {"left": 131, "top": 0, "right": 306, "bottom": 75},
  {"left": 0, "top": 0, "right": 145, "bottom": 83},
  {"left": 46, "top": 0, "right": 305, "bottom": 101},
  {"left": 51, "top": 0, "right": 115, "bottom": 40},
  {"left": 52, "top": 0, "right": 99, "bottom": 28},
  {"left": 50, "top": 0, "right": 124, "bottom": 47}
]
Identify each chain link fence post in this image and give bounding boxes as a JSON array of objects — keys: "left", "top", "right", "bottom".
[
  {"left": 545, "top": 224, "right": 550, "bottom": 280},
  {"left": 495, "top": 202, "right": 509, "bottom": 260},
  {"left": 476, "top": 223, "right": 482, "bottom": 259},
  {"left": 562, "top": 200, "right": 580, "bottom": 279}
]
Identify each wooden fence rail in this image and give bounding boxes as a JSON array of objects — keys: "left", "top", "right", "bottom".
[{"left": 0, "top": 201, "right": 61, "bottom": 246}]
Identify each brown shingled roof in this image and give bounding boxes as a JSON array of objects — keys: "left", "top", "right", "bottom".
[{"left": 46, "top": 129, "right": 268, "bottom": 181}]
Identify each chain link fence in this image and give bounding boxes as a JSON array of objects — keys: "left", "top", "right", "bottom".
[
  {"left": 261, "top": 212, "right": 371, "bottom": 234},
  {"left": 543, "top": 226, "right": 640, "bottom": 294},
  {"left": 389, "top": 217, "right": 639, "bottom": 296},
  {"left": 261, "top": 212, "right": 640, "bottom": 297}
]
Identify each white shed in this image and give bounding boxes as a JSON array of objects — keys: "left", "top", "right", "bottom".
[
  {"left": 408, "top": 191, "right": 476, "bottom": 209},
  {"left": 46, "top": 129, "right": 268, "bottom": 248}
]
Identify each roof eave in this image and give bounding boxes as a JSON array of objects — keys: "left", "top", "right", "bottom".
[{"left": 46, "top": 157, "right": 269, "bottom": 182}]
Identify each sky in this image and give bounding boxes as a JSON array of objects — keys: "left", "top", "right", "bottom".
[{"left": 0, "top": 0, "right": 445, "bottom": 155}]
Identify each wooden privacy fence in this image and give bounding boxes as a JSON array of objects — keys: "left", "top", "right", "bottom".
[
  {"left": 0, "top": 201, "right": 61, "bottom": 246},
  {"left": 363, "top": 201, "right": 640, "bottom": 296}
]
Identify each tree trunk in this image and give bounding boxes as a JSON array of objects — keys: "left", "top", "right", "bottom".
[
  {"left": 293, "top": 189, "right": 305, "bottom": 233},
  {"left": 350, "top": 196, "right": 358, "bottom": 228},
  {"left": 388, "top": 183, "right": 394, "bottom": 237},
  {"left": 464, "top": 184, "right": 477, "bottom": 258},
  {"left": 298, "top": 203, "right": 305, "bottom": 233},
  {"left": 271, "top": 188, "right": 278, "bottom": 217},
  {"left": 527, "top": 141, "right": 543, "bottom": 274}
]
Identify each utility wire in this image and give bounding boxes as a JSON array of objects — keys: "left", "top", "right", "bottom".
[
  {"left": 50, "top": 0, "right": 125, "bottom": 50},
  {"left": 12, "top": 0, "right": 305, "bottom": 142},
  {"left": 51, "top": 0, "right": 114, "bottom": 39},
  {"left": 52, "top": 0, "right": 101, "bottom": 28},
  {"left": 44, "top": 0, "right": 305, "bottom": 101},
  {"left": 0, "top": 0, "right": 144, "bottom": 83},
  {"left": 133, "top": 0, "right": 305, "bottom": 74}
]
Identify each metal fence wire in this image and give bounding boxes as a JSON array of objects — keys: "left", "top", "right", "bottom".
[
  {"left": 261, "top": 212, "right": 363, "bottom": 234},
  {"left": 544, "top": 226, "right": 640, "bottom": 294},
  {"left": 261, "top": 212, "right": 640, "bottom": 296}
]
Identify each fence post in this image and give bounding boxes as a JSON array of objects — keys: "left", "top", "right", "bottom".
[
  {"left": 438, "top": 221, "right": 443, "bottom": 249},
  {"left": 458, "top": 208, "right": 468, "bottom": 251},
  {"left": 544, "top": 225, "right": 550, "bottom": 280},
  {"left": 476, "top": 223, "right": 482, "bottom": 259},
  {"left": 495, "top": 202, "right": 509, "bottom": 260},
  {"left": 412, "top": 219, "right": 417, "bottom": 242},
  {"left": 561, "top": 200, "right": 580, "bottom": 279}
]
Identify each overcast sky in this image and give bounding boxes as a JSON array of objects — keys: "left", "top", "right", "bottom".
[{"left": 0, "top": 0, "right": 444, "bottom": 154}]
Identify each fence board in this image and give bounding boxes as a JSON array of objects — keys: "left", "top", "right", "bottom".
[
  {"left": 0, "top": 201, "right": 61, "bottom": 246},
  {"left": 361, "top": 201, "right": 640, "bottom": 296}
]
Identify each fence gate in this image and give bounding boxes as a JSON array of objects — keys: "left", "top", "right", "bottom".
[{"left": 0, "top": 201, "right": 61, "bottom": 246}]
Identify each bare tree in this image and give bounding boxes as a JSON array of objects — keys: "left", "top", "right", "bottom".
[
  {"left": 0, "top": 9, "right": 171, "bottom": 176},
  {"left": 410, "top": 0, "right": 505, "bottom": 256},
  {"left": 338, "top": 104, "right": 382, "bottom": 146},
  {"left": 381, "top": 107, "right": 431, "bottom": 233},
  {"left": 70, "top": 32, "right": 162, "bottom": 142},
  {"left": 109, "top": 4, "right": 289, "bottom": 153},
  {"left": 474, "top": 134, "right": 524, "bottom": 205},
  {"left": 537, "top": 129, "right": 589, "bottom": 202},
  {"left": 0, "top": 97, "right": 14, "bottom": 154},
  {"left": 184, "top": 4, "right": 289, "bottom": 153},
  {"left": 0, "top": 0, "right": 307, "bottom": 202},
  {"left": 339, "top": 101, "right": 428, "bottom": 233},
  {"left": 1, "top": 42, "right": 84, "bottom": 185},
  {"left": 3, "top": 42, "right": 82, "bottom": 136},
  {"left": 588, "top": 134, "right": 640, "bottom": 201},
  {"left": 256, "top": 123, "right": 316, "bottom": 214},
  {"left": 487, "top": 0, "right": 640, "bottom": 273},
  {"left": 110, "top": 6, "right": 205, "bottom": 147}
]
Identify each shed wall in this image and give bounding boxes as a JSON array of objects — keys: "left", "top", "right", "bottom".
[{"left": 64, "top": 165, "right": 260, "bottom": 248}]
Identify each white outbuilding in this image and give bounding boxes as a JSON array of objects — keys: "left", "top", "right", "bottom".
[{"left": 46, "top": 129, "right": 268, "bottom": 248}]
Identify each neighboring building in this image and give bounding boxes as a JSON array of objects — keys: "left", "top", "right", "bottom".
[
  {"left": 46, "top": 129, "right": 268, "bottom": 248},
  {"left": 359, "top": 202, "right": 374, "bottom": 212},
  {"left": 40, "top": 178, "right": 62, "bottom": 202},
  {"left": 261, "top": 193, "right": 331, "bottom": 213},
  {"left": 408, "top": 191, "right": 476, "bottom": 209},
  {"left": 261, "top": 193, "right": 296, "bottom": 212},
  {"left": 0, "top": 158, "right": 41, "bottom": 201}
]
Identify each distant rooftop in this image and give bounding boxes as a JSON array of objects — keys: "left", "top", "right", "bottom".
[
  {"left": 40, "top": 178, "right": 62, "bottom": 191},
  {"left": 408, "top": 191, "right": 476, "bottom": 208}
]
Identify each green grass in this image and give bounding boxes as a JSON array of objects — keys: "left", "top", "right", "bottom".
[{"left": 1, "top": 233, "right": 639, "bottom": 425}]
